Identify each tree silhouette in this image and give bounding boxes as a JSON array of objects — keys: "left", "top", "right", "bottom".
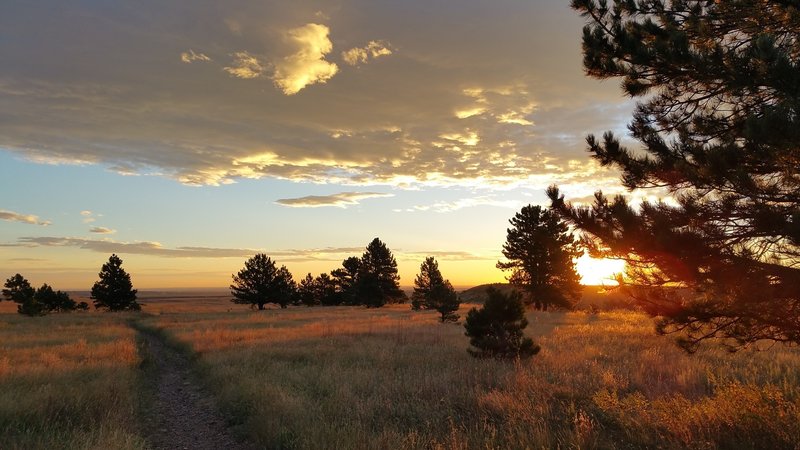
[
  {"left": 3, "top": 273, "right": 43, "bottom": 316},
  {"left": 231, "top": 254, "right": 296, "bottom": 310},
  {"left": 3, "top": 274, "right": 34, "bottom": 304},
  {"left": 91, "top": 254, "right": 140, "bottom": 311},
  {"left": 314, "top": 273, "right": 339, "bottom": 306},
  {"left": 297, "top": 273, "right": 319, "bottom": 307},
  {"left": 549, "top": 0, "right": 800, "bottom": 350},
  {"left": 464, "top": 287, "right": 539, "bottom": 358},
  {"left": 34, "top": 284, "right": 77, "bottom": 312},
  {"left": 331, "top": 256, "right": 361, "bottom": 305},
  {"left": 411, "top": 257, "right": 446, "bottom": 310},
  {"left": 497, "top": 205, "right": 582, "bottom": 311},
  {"left": 356, "top": 238, "right": 404, "bottom": 307},
  {"left": 411, "top": 257, "right": 460, "bottom": 322},
  {"left": 429, "top": 281, "right": 461, "bottom": 323}
]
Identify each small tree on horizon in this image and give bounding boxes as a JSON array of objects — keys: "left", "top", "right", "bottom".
[
  {"left": 497, "top": 205, "right": 582, "bottom": 311},
  {"left": 464, "top": 287, "right": 539, "bottom": 359},
  {"left": 297, "top": 273, "right": 319, "bottom": 307},
  {"left": 411, "top": 257, "right": 460, "bottom": 322},
  {"left": 411, "top": 257, "right": 445, "bottom": 310},
  {"left": 230, "top": 254, "right": 296, "bottom": 310},
  {"left": 3, "top": 274, "right": 35, "bottom": 304},
  {"left": 356, "top": 238, "right": 404, "bottom": 307},
  {"left": 91, "top": 254, "right": 140, "bottom": 311}
]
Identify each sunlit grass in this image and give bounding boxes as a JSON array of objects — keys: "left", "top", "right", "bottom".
[
  {"left": 0, "top": 313, "right": 147, "bottom": 450},
  {"left": 144, "top": 303, "right": 800, "bottom": 449}
]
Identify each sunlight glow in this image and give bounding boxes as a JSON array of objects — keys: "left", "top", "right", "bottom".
[{"left": 576, "top": 254, "right": 625, "bottom": 286}]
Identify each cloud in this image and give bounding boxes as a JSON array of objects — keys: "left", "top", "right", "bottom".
[
  {"left": 180, "top": 49, "right": 211, "bottom": 63},
  {"left": 223, "top": 51, "right": 265, "bottom": 79},
  {"left": 0, "top": 1, "right": 630, "bottom": 192},
  {"left": 399, "top": 196, "right": 522, "bottom": 213},
  {"left": 276, "top": 191, "right": 393, "bottom": 208},
  {"left": 272, "top": 23, "right": 338, "bottom": 95},
  {"left": 8, "top": 236, "right": 364, "bottom": 262},
  {"left": 342, "top": 41, "right": 393, "bottom": 66},
  {"left": 80, "top": 210, "right": 97, "bottom": 223},
  {"left": 89, "top": 226, "right": 116, "bottom": 234},
  {"left": 0, "top": 209, "right": 50, "bottom": 226}
]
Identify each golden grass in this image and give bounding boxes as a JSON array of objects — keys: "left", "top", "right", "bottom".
[
  {"left": 0, "top": 313, "right": 147, "bottom": 450},
  {"left": 142, "top": 302, "right": 800, "bottom": 449}
]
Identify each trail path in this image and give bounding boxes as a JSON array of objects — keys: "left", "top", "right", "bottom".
[{"left": 138, "top": 328, "right": 257, "bottom": 450}]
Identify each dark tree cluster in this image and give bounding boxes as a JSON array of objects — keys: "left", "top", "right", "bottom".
[
  {"left": 549, "top": 0, "right": 800, "bottom": 351},
  {"left": 230, "top": 237, "right": 406, "bottom": 309},
  {"left": 2, "top": 273, "right": 87, "bottom": 316},
  {"left": 91, "top": 254, "right": 140, "bottom": 311},
  {"left": 411, "top": 257, "right": 461, "bottom": 323}
]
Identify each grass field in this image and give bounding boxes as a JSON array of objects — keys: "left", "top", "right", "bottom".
[
  {"left": 0, "top": 312, "right": 147, "bottom": 450},
  {"left": 2, "top": 293, "right": 799, "bottom": 449},
  {"left": 142, "top": 299, "right": 800, "bottom": 450}
]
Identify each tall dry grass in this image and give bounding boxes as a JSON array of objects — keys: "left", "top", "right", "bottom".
[
  {"left": 144, "top": 304, "right": 800, "bottom": 449},
  {"left": 0, "top": 313, "right": 148, "bottom": 450}
]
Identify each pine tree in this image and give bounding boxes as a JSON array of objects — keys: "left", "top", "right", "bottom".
[
  {"left": 2, "top": 274, "right": 34, "bottom": 304},
  {"left": 356, "top": 238, "right": 404, "bottom": 307},
  {"left": 464, "top": 287, "right": 540, "bottom": 358},
  {"left": 230, "top": 254, "right": 296, "bottom": 310},
  {"left": 548, "top": 0, "right": 800, "bottom": 351},
  {"left": 497, "top": 205, "right": 582, "bottom": 311},
  {"left": 410, "top": 257, "right": 461, "bottom": 322},
  {"left": 411, "top": 257, "right": 446, "bottom": 310},
  {"left": 331, "top": 256, "right": 361, "bottom": 305},
  {"left": 34, "top": 284, "right": 77, "bottom": 312},
  {"left": 429, "top": 281, "right": 461, "bottom": 323},
  {"left": 314, "top": 273, "right": 339, "bottom": 306},
  {"left": 297, "top": 273, "right": 319, "bottom": 307},
  {"left": 91, "top": 254, "right": 140, "bottom": 311}
]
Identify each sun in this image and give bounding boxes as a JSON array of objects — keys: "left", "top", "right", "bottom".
[{"left": 575, "top": 254, "right": 625, "bottom": 286}]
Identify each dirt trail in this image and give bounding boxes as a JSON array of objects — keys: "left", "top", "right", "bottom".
[{"left": 138, "top": 328, "right": 257, "bottom": 450}]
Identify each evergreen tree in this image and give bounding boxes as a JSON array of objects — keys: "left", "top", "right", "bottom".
[
  {"left": 356, "top": 238, "right": 404, "bottom": 307},
  {"left": 314, "top": 273, "right": 339, "bottom": 306},
  {"left": 91, "top": 254, "right": 140, "bottom": 311},
  {"left": 464, "top": 287, "right": 540, "bottom": 358},
  {"left": 497, "top": 205, "right": 582, "bottom": 311},
  {"left": 411, "top": 257, "right": 446, "bottom": 310},
  {"left": 429, "top": 281, "right": 461, "bottom": 323},
  {"left": 297, "top": 273, "right": 319, "bottom": 307},
  {"left": 548, "top": 0, "right": 800, "bottom": 350},
  {"left": 410, "top": 257, "right": 461, "bottom": 322},
  {"left": 230, "top": 254, "right": 296, "bottom": 309},
  {"left": 2, "top": 274, "right": 34, "bottom": 304},
  {"left": 331, "top": 256, "right": 361, "bottom": 305},
  {"left": 34, "top": 284, "right": 77, "bottom": 312}
]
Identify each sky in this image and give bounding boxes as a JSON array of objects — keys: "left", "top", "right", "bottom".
[{"left": 0, "top": 0, "right": 633, "bottom": 290}]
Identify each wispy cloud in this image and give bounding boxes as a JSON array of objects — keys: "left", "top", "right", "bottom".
[
  {"left": 223, "top": 51, "right": 265, "bottom": 79},
  {"left": 272, "top": 23, "right": 338, "bottom": 95},
  {"left": 399, "top": 196, "right": 521, "bottom": 213},
  {"left": 80, "top": 210, "right": 98, "bottom": 224},
  {"left": 276, "top": 191, "right": 393, "bottom": 208},
  {"left": 0, "top": 209, "right": 50, "bottom": 226},
  {"left": 89, "top": 226, "right": 116, "bottom": 234},
  {"left": 180, "top": 49, "right": 211, "bottom": 63},
  {"left": 8, "top": 236, "right": 365, "bottom": 262},
  {"left": 342, "top": 40, "right": 393, "bottom": 66}
]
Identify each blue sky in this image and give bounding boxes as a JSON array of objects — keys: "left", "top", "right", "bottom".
[{"left": 1, "top": 0, "right": 631, "bottom": 288}]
